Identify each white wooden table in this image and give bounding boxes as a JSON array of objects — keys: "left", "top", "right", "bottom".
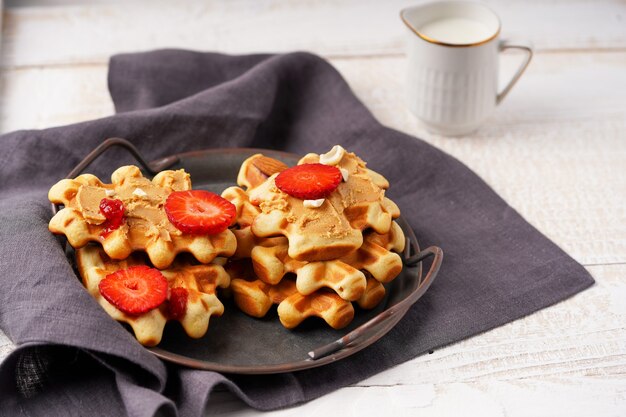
[{"left": 1, "top": 1, "right": 625, "bottom": 416}]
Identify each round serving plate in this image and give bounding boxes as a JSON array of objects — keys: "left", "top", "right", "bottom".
[{"left": 54, "top": 139, "right": 442, "bottom": 375}]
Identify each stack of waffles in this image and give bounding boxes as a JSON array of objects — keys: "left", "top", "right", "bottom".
[
  {"left": 222, "top": 145, "right": 405, "bottom": 329},
  {"left": 47, "top": 145, "right": 406, "bottom": 345},
  {"left": 48, "top": 165, "right": 237, "bottom": 346}
]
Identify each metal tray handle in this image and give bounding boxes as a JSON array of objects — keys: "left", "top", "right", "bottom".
[
  {"left": 308, "top": 244, "right": 443, "bottom": 360},
  {"left": 51, "top": 137, "right": 179, "bottom": 215}
]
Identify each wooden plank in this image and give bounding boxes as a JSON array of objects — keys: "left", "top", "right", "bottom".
[
  {"left": 5, "top": 0, "right": 124, "bottom": 6},
  {"left": 0, "top": 64, "right": 113, "bottom": 131},
  {"left": 363, "top": 264, "right": 626, "bottom": 385},
  {"left": 1, "top": 52, "right": 624, "bottom": 265},
  {"left": 2, "top": 0, "right": 626, "bottom": 68},
  {"left": 207, "top": 377, "right": 626, "bottom": 417},
  {"left": 208, "top": 378, "right": 626, "bottom": 417}
]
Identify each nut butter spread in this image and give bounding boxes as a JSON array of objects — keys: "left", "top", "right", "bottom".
[{"left": 71, "top": 166, "right": 191, "bottom": 244}]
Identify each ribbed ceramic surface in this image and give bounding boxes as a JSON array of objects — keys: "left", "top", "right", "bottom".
[{"left": 411, "top": 67, "right": 494, "bottom": 126}]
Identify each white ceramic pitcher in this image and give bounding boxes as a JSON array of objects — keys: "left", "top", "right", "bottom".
[{"left": 401, "top": 1, "right": 533, "bottom": 136}]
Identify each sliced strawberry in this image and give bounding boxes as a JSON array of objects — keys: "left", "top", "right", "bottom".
[
  {"left": 165, "top": 190, "right": 236, "bottom": 235},
  {"left": 275, "top": 163, "right": 342, "bottom": 200},
  {"left": 168, "top": 287, "right": 188, "bottom": 320},
  {"left": 98, "top": 266, "right": 168, "bottom": 315}
]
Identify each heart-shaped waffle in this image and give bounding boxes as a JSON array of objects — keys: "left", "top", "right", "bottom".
[
  {"left": 49, "top": 165, "right": 236, "bottom": 269},
  {"left": 76, "top": 245, "right": 230, "bottom": 346}
]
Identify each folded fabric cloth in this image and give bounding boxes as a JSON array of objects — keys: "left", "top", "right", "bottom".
[{"left": 0, "top": 50, "right": 593, "bottom": 417}]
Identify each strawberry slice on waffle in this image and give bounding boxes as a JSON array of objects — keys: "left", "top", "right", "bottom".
[
  {"left": 165, "top": 190, "right": 236, "bottom": 235},
  {"left": 98, "top": 266, "right": 168, "bottom": 315},
  {"left": 275, "top": 163, "right": 342, "bottom": 200}
]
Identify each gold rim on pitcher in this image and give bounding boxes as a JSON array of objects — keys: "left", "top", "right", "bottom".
[{"left": 400, "top": 6, "right": 501, "bottom": 48}]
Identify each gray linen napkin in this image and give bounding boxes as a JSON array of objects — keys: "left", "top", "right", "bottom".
[{"left": 0, "top": 50, "right": 593, "bottom": 417}]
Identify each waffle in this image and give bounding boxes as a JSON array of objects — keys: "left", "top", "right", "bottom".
[
  {"left": 357, "top": 272, "right": 387, "bottom": 309},
  {"left": 227, "top": 260, "right": 390, "bottom": 328},
  {"left": 226, "top": 260, "right": 355, "bottom": 329},
  {"left": 224, "top": 183, "right": 403, "bottom": 300},
  {"left": 224, "top": 154, "right": 405, "bottom": 329},
  {"left": 49, "top": 165, "right": 236, "bottom": 269},
  {"left": 221, "top": 185, "right": 285, "bottom": 259},
  {"left": 223, "top": 186, "right": 365, "bottom": 300},
  {"left": 237, "top": 153, "right": 289, "bottom": 191},
  {"left": 76, "top": 245, "right": 230, "bottom": 346},
  {"left": 251, "top": 221, "right": 405, "bottom": 301},
  {"left": 298, "top": 149, "right": 400, "bottom": 234},
  {"left": 247, "top": 148, "right": 400, "bottom": 261}
]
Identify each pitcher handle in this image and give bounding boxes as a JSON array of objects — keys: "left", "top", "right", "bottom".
[{"left": 497, "top": 40, "right": 533, "bottom": 104}]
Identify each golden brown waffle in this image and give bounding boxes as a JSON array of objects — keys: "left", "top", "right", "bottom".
[
  {"left": 76, "top": 245, "right": 230, "bottom": 346},
  {"left": 225, "top": 160, "right": 404, "bottom": 301},
  {"left": 299, "top": 149, "right": 400, "bottom": 234},
  {"left": 49, "top": 165, "right": 236, "bottom": 269},
  {"left": 250, "top": 221, "right": 405, "bottom": 301},
  {"left": 246, "top": 148, "right": 400, "bottom": 261},
  {"left": 357, "top": 272, "right": 387, "bottom": 309},
  {"left": 226, "top": 260, "right": 354, "bottom": 329},
  {"left": 221, "top": 185, "right": 285, "bottom": 259},
  {"left": 227, "top": 260, "right": 388, "bottom": 328},
  {"left": 224, "top": 150, "right": 405, "bottom": 329},
  {"left": 223, "top": 186, "right": 367, "bottom": 300},
  {"left": 236, "top": 153, "right": 289, "bottom": 191}
]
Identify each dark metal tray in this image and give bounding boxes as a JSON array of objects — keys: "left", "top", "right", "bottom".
[{"left": 52, "top": 138, "right": 442, "bottom": 374}]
